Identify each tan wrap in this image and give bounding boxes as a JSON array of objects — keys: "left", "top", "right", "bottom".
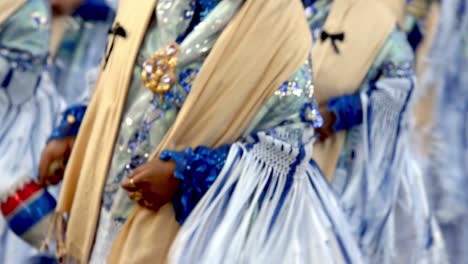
[
  {"left": 311, "top": 0, "right": 396, "bottom": 181},
  {"left": 382, "top": 0, "right": 406, "bottom": 25},
  {"left": 0, "top": 0, "right": 27, "bottom": 26},
  {"left": 55, "top": 0, "right": 312, "bottom": 262}
]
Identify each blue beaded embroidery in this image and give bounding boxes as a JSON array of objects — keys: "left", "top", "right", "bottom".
[
  {"left": 326, "top": 93, "right": 363, "bottom": 132},
  {"left": 160, "top": 145, "right": 230, "bottom": 224},
  {"left": 300, "top": 102, "right": 324, "bottom": 128},
  {"left": 179, "top": 68, "right": 199, "bottom": 93},
  {"left": 146, "top": 67, "right": 199, "bottom": 108}
]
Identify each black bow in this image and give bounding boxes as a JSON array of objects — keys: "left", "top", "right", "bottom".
[
  {"left": 103, "top": 22, "right": 127, "bottom": 69},
  {"left": 320, "top": 31, "right": 345, "bottom": 54}
]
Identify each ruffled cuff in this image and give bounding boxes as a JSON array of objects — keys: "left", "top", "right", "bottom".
[
  {"left": 49, "top": 105, "right": 87, "bottom": 141},
  {"left": 160, "top": 145, "right": 230, "bottom": 224},
  {"left": 327, "top": 93, "right": 363, "bottom": 132}
]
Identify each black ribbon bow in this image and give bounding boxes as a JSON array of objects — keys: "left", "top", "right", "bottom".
[
  {"left": 320, "top": 31, "right": 345, "bottom": 54},
  {"left": 103, "top": 22, "right": 127, "bottom": 69}
]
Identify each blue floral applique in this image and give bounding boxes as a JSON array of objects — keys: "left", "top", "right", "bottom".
[{"left": 160, "top": 145, "right": 230, "bottom": 224}]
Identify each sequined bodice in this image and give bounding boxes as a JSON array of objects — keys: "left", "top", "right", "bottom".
[{"left": 101, "top": 0, "right": 240, "bottom": 221}]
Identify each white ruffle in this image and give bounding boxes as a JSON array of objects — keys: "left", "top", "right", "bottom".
[
  {"left": 170, "top": 134, "right": 363, "bottom": 263},
  {"left": 0, "top": 176, "right": 33, "bottom": 204}
]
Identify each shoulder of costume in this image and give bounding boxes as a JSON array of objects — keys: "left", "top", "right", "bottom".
[{"left": 312, "top": 0, "right": 397, "bottom": 101}]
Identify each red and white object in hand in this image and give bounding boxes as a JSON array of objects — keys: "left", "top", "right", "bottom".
[{"left": 1, "top": 176, "right": 56, "bottom": 249}]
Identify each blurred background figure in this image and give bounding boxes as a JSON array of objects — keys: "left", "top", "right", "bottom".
[
  {"left": 50, "top": 0, "right": 116, "bottom": 106},
  {"left": 39, "top": 1, "right": 116, "bottom": 177},
  {"left": 303, "top": 0, "right": 447, "bottom": 262},
  {"left": 0, "top": 0, "right": 64, "bottom": 262},
  {"left": 417, "top": 0, "right": 468, "bottom": 263},
  {"left": 0, "top": 0, "right": 116, "bottom": 262}
]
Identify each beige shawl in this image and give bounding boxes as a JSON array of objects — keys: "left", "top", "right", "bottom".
[
  {"left": 311, "top": 0, "right": 396, "bottom": 181},
  {"left": 55, "top": 0, "right": 311, "bottom": 262},
  {"left": 0, "top": 0, "right": 26, "bottom": 26}
]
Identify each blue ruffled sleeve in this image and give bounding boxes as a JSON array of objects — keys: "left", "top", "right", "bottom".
[
  {"left": 49, "top": 105, "right": 87, "bottom": 141},
  {"left": 160, "top": 145, "right": 230, "bottom": 224},
  {"left": 326, "top": 92, "right": 363, "bottom": 132}
]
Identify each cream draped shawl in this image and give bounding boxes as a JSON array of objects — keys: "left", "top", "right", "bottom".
[
  {"left": 311, "top": 0, "right": 397, "bottom": 181},
  {"left": 55, "top": 0, "right": 312, "bottom": 262},
  {"left": 0, "top": 0, "right": 26, "bottom": 26}
]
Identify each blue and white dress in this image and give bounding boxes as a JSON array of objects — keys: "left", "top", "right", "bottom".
[
  {"left": 304, "top": 0, "right": 447, "bottom": 263},
  {"left": 54, "top": 0, "right": 364, "bottom": 262},
  {"left": 0, "top": 0, "right": 64, "bottom": 263},
  {"left": 421, "top": 0, "right": 468, "bottom": 262}
]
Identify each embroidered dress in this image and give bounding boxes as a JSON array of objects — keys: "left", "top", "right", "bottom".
[
  {"left": 421, "top": 0, "right": 468, "bottom": 262},
  {"left": 304, "top": 0, "right": 446, "bottom": 263},
  {"left": 0, "top": 0, "right": 64, "bottom": 263},
  {"left": 53, "top": 0, "right": 361, "bottom": 262}
]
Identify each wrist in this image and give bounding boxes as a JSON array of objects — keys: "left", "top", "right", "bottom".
[
  {"left": 160, "top": 145, "right": 230, "bottom": 223},
  {"left": 49, "top": 105, "right": 86, "bottom": 142},
  {"left": 326, "top": 93, "right": 363, "bottom": 132}
]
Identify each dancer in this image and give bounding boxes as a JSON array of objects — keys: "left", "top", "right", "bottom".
[
  {"left": 39, "top": 0, "right": 362, "bottom": 262},
  {"left": 420, "top": 0, "right": 468, "bottom": 262},
  {"left": 0, "top": 0, "right": 64, "bottom": 262},
  {"left": 303, "top": 0, "right": 446, "bottom": 262}
]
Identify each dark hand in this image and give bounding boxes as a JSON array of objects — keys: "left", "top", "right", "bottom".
[
  {"left": 38, "top": 137, "right": 75, "bottom": 186},
  {"left": 121, "top": 159, "right": 180, "bottom": 211},
  {"left": 315, "top": 102, "right": 337, "bottom": 142}
]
